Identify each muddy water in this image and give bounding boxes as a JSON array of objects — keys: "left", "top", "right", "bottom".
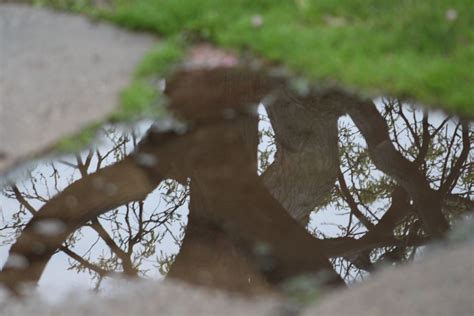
[{"left": 0, "top": 67, "right": 472, "bottom": 300}]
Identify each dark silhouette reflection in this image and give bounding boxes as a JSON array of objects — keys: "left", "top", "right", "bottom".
[{"left": 0, "top": 65, "right": 472, "bottom": 296}]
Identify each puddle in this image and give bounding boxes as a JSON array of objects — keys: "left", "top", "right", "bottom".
[{"left": 0, "top": 66, "right": 472, "bottom": 301}]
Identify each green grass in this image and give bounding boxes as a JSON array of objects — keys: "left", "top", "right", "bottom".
[
  {"left": 92, "top": 0, "right": 473, "bottom": 115},
  {"left": 33, "top": 0, "right": 474, "bottom": 115}
]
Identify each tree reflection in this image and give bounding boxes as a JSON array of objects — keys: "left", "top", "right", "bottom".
[
  {"left": 0, "top": 66, "right": 472, "bottom": 296},
  {"left": 308, "top": 98, "right": 472, "bottom": 282},
  {"left": 1, "top": 125, "right": 188, "bottom": 291}
]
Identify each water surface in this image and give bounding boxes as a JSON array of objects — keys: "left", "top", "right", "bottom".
[{"left": 0, "top": 67, "right": 472, "bottom": 300}]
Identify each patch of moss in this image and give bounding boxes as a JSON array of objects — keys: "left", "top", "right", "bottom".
[
  {"left": 111, "top": 80, "right": 158, "bottom": 122},
  {"left": 111, "top": 39, "right": 185, "bottom": 122},
  {"left": 135, "top": 39, "right": 185, "bottom": 78},
  {"left": 55, "top": 123, "right": 101, "bottom": 153},
  {"left": 281, "top": 274, "right": 324, "bottom": 307}
]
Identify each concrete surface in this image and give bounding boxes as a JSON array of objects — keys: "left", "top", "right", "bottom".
[
  {"left": 1, "top": 240, "right": 473, "bottom": 315},
  {"left": 1, "top": 280, "right": 282, "bottom": 316},
  {"left": 0, "top": 4, "right": 155, "bottom": 174},
  {"left": 305, "top": 241, "right": 474, "bottom": 316}
]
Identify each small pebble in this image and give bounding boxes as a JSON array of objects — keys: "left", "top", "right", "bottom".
[
  {"left": 445, "top": 9, "right": 458, "bottom": 22},
  {"left": 251, "top": 15, "right": 264, "bottom": 28}
]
